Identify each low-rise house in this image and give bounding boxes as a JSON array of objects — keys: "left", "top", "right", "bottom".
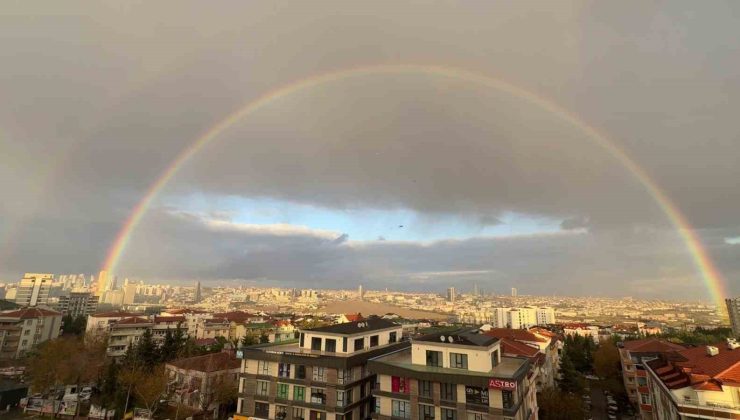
[
  {"left": 166, "top": 352, "right": 241, "bottom": 415},
  {"left": 86, "top": 311, "right": 143, "bottom": 337},
  {"left": 562, "top": 323, "right": 600, "bottom": 344},
  {"left": 152, "top": 315, "right": 187, "bottom": 342}
]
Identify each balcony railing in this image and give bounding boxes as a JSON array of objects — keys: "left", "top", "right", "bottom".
[{"left": 681, "top": 398, "right": 740, "bottom": 411}]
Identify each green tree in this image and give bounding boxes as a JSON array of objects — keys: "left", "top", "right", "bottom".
[
  {"left": 240, "top": 334, "right": 258, "bottom": 347},
  {"left": 538, "top": 388, "right": 583, "bottom": 420},
  {"left": 259, "top": 333, "right": 269, "bottom": 344},
  {"left": 593, "top": 338, "right": 621, "bottom": 380},
  {"left": 134, "top": 329, "right": 158, "bottom": 367},
  {"left": 557, "top": 350, "right": 583, "bottom": 394}
]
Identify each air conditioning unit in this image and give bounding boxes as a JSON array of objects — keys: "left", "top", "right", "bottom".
[
  {"left": 706, "top": 346, "right": 719, "bottom": 356},
  {"left": 727, "top": 338, "right": 740, "bottom": 350}
]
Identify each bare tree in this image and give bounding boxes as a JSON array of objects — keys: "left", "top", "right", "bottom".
[{"left": 133, "top": 365, "right": 168, "bottom": 420}]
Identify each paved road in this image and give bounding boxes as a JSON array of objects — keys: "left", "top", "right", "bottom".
[{"left": 588, "top": 380, "right": 609, "bottom": 420}]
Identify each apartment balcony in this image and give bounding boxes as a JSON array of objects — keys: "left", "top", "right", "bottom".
[{"left": 679, "top": 398, "right": 740, "bottom": 414}]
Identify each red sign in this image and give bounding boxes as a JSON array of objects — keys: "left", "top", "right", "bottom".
[{"left": 488, "top": 378, "right": 517, "bottom": 390}]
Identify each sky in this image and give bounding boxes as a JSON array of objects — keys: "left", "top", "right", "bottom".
[{"left": 1, "top": 1, "right": 739, "bottom": 301}]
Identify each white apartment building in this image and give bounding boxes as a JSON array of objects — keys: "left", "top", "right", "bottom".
[
  {"left": 490, "top": 307, "right": 556, "bottom": 329},
  {"left": 15, "top": 273, "right": 53, "bottom": 307},
  {"left": 0, "top": 307, "right": 62, "bottom": 359}
]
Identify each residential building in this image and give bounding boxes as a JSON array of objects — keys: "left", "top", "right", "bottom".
[
  {"left": 15, "top": 273, "right": 53, "bottom": 307},
  {"left": 86, "top": 310, "right": 144, "bottom": 337},
  {"left": 56, "top": 292, "right": 99, "bottom": 319},
  {"left": 123, "top": 283, "right": 137, "bottom": 305},
  {"left": 482, "top": 327, "right": 560, "bottom": 391},
  {"left": 511, "top": 288, "right": 517, "bottom": 297},
  {"left": 727, "top": 298, "right": 740, "bottom": 338},
  {"left": 237, "top": 318, "right": 406, "bottom": 420},
  {"left": 166, "top": 352, "right": 241, "bottom": 414},
  {"left": 369, "top": 328, "right": 536, "bottom": 420},
  {"left": 562, "top": 323, "right": 600, "bottom": 343},
  {"left": 645, "top": 339, "right": 740, "bottom": 419},
  {"left": 490, "top": 307, "right": 556, "bottom": 329},
  {"left": 0, "top": 307, "right": 62, "bottom": 359},
  {"left": 106, "top": 316, "right": 154, "bottom": 358},
  {"left": 152, "top": 315, "right": 187, "bottom": 342},
  {"left": 618, "top": 338, "right": 686, "bottom": 419},
  {"left": 447, "top": 288, "right": 456, "bottom": 304}
]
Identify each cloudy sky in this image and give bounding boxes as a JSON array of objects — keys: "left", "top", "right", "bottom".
[{"left": 1, "top": 1, "right": 739, "bottom": 301}]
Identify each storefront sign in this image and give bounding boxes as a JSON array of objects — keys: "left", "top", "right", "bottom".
[{"left": 488, "top": 378, "right": 517, "bottom": 390}]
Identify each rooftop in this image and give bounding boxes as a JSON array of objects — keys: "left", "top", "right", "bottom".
[
  {"left": 91, "top": 310, "right": 142, "bottom": 318},
  {"left": 370, "top": 347, "right": 526, "bottom": 379},
  {"left": 0, "top": 307, "right": 61, "bottom": 319},
  {"left": 647, "top": 341, "right": 740, "bottom": 391},
  {"left": 483, "top": 328, "right": 547, "bottom": 343},
  {"left": 622, "top": 338, "right": 686, "bottom": 353},
  {"left": 415, "top": 329, "right": 499, "bottom": 347},
  {"left": 305, "top": 318, "right": 399, "bottom": 335}
]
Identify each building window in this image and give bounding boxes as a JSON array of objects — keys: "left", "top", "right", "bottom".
[
  {"left": 276, "top": 405, "right": 288, "bottom": 420},
  {"left": 466, "top": 413, "right": 485, "bottom": 420},
  {"left": 258, "top": 360, "right": 270, "bottom": 375},
  {"left": 391, "top": 376, "right": 410, "bottom": 394},
  {"left": 637, "top": 377, "right": 647, "bottom": 386},
  {"left": 21, "top": 340, "right": 27, "bottom": 347},
  {"left": 392, "top": 400, "right": 410, "bottom": 419},
  {"left": 370, "top": 335, "right": 379, "bottom": 347},
  {"left": 293, "top": 408, "right": 305, "bottom": 420},
  {"left": 640, "top": 393, "right": 650, "bottom": 405},
  {"left": 311, "top": 388, "right": 326, "bottom": 405},
  {"left": 354, "top": 338, "right": 364, "bottom": 351},
  {"left": 296, "top": 365, "right": 306, "bottom": 379},
  {"left": 426, "top": 350, "right": 442, "bottom": 367},
  {"left": 491, "top": 350, "right": 499, "bottom": 367},
  {"left": 278, "top": 363, "right": 291, "bottom": 378},
  {"left": 440, "top": 383, "right": 456, "bottom": 401},
  {"left": 309, "top": 411, "right": 325, "bottom": 420},
  {"left": 343, "top": 337, "right": 348, "bottom": 352},
  {"left": 294, "top": 385, "right": 306, "bottom": 402},
  {"left": 441, "top": 408, "right": 456, "bottom": 420},
  {"left": 502, "top": 390, "right": 514, "bottom": 409},
  {"left": 450, "top": 353, "right": 468, "bottom": 369},
  {"left": 313, "top": 366, "right": 326, "bottom": 382},
  {"left": 300, "top": 333, "right": 305, "bottom": 347},
  {"left": 419, "top": 404, "right": 435, "bottom": 420},
  {"left": 465, "top": 386, "right": 489, "bottom": 405},
  {"left": 256, "top": 380, "right": 269, "bottom": 396},
  {"left": 277, "top": 383, "right": 289, "bottom": 399},
  {"left": 419, "top": 380, "right": 433, "bottom": 398},
  {"left": 254, "top": 402, "right": 269, "bottom": 418},
  {"left": 325, "top": 339, "right": 337, "bottom": 353},
  {"left": 337, "top": 389, "right": 352, "bottom": 407},
  {"left": 23, "top": 330, "right": 29, "bottom": 336},
  {"left": 338, "top": 368, "right": 351, "bottom": 384},
  {"left": 311, "top": 337, "right": 322, "bottom": 351},
  {"left": 389, "top": 331, "right": 397, "bottom": 343}
]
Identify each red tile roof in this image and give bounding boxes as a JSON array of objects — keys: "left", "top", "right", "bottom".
[
  {"left": 167, "top": 352, "right": 240, "bottom": 372},
  {"left": 0, "top": 307, "right": 62, "bottom": 319},
  {"left": 344, "top": 313, "right": 363, "bottom": 322},
  {"left": 194, "top": 338, "right": 218, "bottom": 346},
  {"left": 500, "top": 338, "right": 540, "bottom": 358},
  {"left": 165, "top": 308, "right": 208, "bottom": 315},
  {"left": 214, "top": 311, "right": 255, "bottom": 323},
  {"left": 113, "top": 317, "right": 152, "bottom": 326},
  {"left": 622, "top": 338, "right": 686, "bottom": 353},
  {"left": 648, "top": 342, "right": 740, "bottom": 391},
  {"left": 153, "top": 316, "right": 185, "bottom": 323},
  {"left": 483, "top": 328, "right": 547, "bottom": 343}
]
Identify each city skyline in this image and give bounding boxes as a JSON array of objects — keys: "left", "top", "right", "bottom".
[{"left": 1, "top": 2, "right": 740, "bottom": 304}]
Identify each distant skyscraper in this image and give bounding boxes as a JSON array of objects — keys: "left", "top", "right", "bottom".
[
  {"left": 511, "top": 287, "right": 517, "bottom": 297},
  {"left": 194, "top": 281, "right": 202, "bottom": 303},
  {"left": 447, "top": 287, "right": 456, "bottom": 303},
  {"left": 473, "top": 283, "right": 479, "bottom": 296},
  {"left": 15, "top": 273, "right": 53, "bottom": 307},
  {"left": 358, "top": 284, "right": 364, "bottom": 300},
  {"left": 726, "top": 298, "right": 740, "bottom": 337},
  {"left": 123, "top": 283, "right": 137, "bottom": 305},
  {"left": 95, "top": 270, "right": 108, "bottom": 297}
]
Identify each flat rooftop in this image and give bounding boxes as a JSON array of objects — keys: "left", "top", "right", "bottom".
[
  {"left": 242, "top": 339, "right": 404, "bottom": 359},
  {"left": 370, "top": 347, "right": 526, "bottom": 379}
]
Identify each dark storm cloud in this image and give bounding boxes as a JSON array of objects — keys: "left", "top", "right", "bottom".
[{"left": 1, "top": 1, "right": 739, "bottom": 298}]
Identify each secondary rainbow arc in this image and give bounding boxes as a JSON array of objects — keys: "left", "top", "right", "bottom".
[{"left": 101, "top": 64, "right": 728, "bottom": 310}]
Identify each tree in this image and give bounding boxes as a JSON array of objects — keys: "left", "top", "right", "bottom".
[
  {"left": 133, "top": 365, "right": 168, "bottom": 420},
  {"left": 557, "top": 350, "right": 583, "bottom": 394},
  {"left": 259, "top": 333, "right": 269, "bottom": 344},
  {"left": 240, "top": 334, "right": 258, "bottom": 347},
  {"left": 134, "top": 329, "right": 159, "bottom": 368},
  {"left": 593, "top": 338, "right": 621, "bottom": 380},
  {"left": 538, "top": 388, "right": 583, "bottom": 420}
]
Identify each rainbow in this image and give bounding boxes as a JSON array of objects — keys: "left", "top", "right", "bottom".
[{"left": 101, "top": 64, "right": 728, "bottom": 310}]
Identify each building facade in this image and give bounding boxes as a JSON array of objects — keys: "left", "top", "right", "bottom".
[
  {"left": 0, "top": 307, "right": 62, "bottom": 359},
  {"left": 727, "top": 298, "right": 740, "bottom": 338},
  {"left": 166, "top": 352, "right": 241, "bottom": 414},
  {"left": 237, "top": 318, "right": 406, "bottom": 420},
  {"left": 15, "top": 273, "right": 53, "bottom": 307},
  {"left": 618, "top": 338, "right": 686, "bottom": 419},
  {"left": 369, "top": 329, "right": 535, "bottom": 420},
  {"left": 56, "top": 292, "right": 99, "bottom": 319}
]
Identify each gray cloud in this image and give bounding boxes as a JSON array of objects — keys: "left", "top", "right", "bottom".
[{"left": 1, "top": 1, "right": 739, "bottom": 298}]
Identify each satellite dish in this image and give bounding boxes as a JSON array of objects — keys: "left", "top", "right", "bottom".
[
  {"left": 448, "top": 336, "right": 454, "bottom": 343},
  {"left": 439, "top": 335, "right": 445, "bottom": 342}
]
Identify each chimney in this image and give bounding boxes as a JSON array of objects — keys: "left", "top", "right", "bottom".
[{"left": 706, "top": 346, "right": 719, "bottom": 356}]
